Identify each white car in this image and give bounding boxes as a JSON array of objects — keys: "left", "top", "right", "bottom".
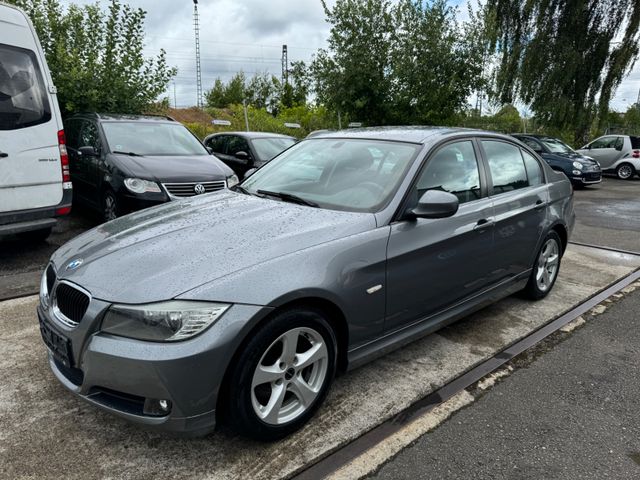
[
  {"left": 576, "top": 135, "right": 640, "bottom": 180},
  {"left": 0, "top": 3, "right": 71, "bottom": 241}
]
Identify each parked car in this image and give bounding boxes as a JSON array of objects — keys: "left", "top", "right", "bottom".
[
  {"left": 63, "top": 113, "right": 238, "bottom": 221},
  {"left": 38, "top": 127, "right": 574, "bottom": 440},
  {"left": 512, "top": 134, "right": 602, "bottom": 187},
  {"left": 0, "top": 3, "right": 71, "bottom": 241},
  {"left": 203, "top": 131, "right": 295, "bottom": 179},
  {"left": 575, "top": 135, "right": 640, "bottom": 180}
]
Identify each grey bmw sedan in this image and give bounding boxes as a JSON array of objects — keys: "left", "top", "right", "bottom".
[{"left": 38, "top": 127, "right": 575, "bottom": 440}]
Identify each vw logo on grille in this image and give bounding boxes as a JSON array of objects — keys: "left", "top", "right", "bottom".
[
  {"left": 194, "top": 184, "right": 206, "bottom": 195},
  {"left": 66, "top": 258, "right": 83, "bottom": 271}
]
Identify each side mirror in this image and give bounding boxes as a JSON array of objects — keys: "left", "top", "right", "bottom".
[
  {"left": 78, "top": 146, "right": 99, "bottom": 157},
  {"left": 235, "top": 151, "right": 251, "bottom": 163},
  {"left": 244, "top": 168, "right": 257, "bottom": 179},
  {"left": 410, "top": 190, "right": 459, "bottom": 219}
]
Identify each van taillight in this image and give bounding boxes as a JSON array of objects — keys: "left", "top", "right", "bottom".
[
  {"left": 632, "top": 150, "right": 640, "bottom": 158},
  {"left": 58, "top": 129, "right": 71, "bottom": 187}
]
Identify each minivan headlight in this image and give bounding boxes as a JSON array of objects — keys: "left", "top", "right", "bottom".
[
  {"left": 572, "top": 161, "right": 584, "bottom": 170},
  {"left": 226, "top": 174, "right": 240, "bottom": 188},
  {"left": 124, "top": 178, "right": 161, "bottom": 194},
  {"left": 101, "top": 301, "right": 230, "bottom": 342}
]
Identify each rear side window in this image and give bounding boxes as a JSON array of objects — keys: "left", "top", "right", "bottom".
[
  {"left": 482, "top": 140, "right": 528, "bottom": 194},
  {"left": 64, "top": 119, "right": 81, "bottom": 149},
  {"left": 0, "top": 43, "right": 51, "bottom": 130},
  {"left": 522, "top": 150, "right": 544, "bottom": 186},
  {"left": 630, "top": 136, "right": 640, "bottom": 150}
]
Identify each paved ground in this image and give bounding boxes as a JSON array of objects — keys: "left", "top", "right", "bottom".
[
  {"left": 572, "top": 176, "right": 640, "bottom": 253},
  {"left": 372, "top": 286, "right": 640, "bottom": 480},
  {"left": 1, "top": 245, "right": 637, "bottom": 479}
]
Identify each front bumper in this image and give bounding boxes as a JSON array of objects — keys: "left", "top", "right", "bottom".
[
  {"left": 571, "top": 170, "right": 602, "bottom": 185},
  {"left": 37, "top": 297, "right": 269, "bottom": 436}
]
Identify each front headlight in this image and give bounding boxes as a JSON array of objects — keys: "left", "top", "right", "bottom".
[
  {"left": 101, "top": 301, "right": 230, "bottom": 342},
  {"left": 226, "top": 174, "right": 240, "bottom": 188},
  {"left": 124, "top": 178, "right": 161, "bottom": 194},
  {"left": 572, "top": 161, "right": 584, "bottom": 170}
]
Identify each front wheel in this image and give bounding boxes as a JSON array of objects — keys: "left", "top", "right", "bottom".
[
  {"left": 616, "top": 163, "right": 635, "bottom": 180},
  {"left": 523, "top": 231, "right": 562, "bottom": 300},
  {"left": 102, "top": 190, "right": 120, "bottom": 222},
  {"left": 226, "top": 307, "right": 337, "bottom": 441}
]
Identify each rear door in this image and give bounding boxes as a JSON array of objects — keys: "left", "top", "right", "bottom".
[
  {"left": 479, "top": 139, "right": 548, "bottom": 282},
  {"left": 74, "top": 120, "right": 102, "bottom": 204},
  {"left": 0, "top": 6, "right": 62, "bottom": 213}
]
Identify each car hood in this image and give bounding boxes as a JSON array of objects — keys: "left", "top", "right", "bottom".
[
  {"left": 52, "top": 191, "right": 376, "bottom": 303},
  {"left": 546, "top": 152, "right": 598, "bottom": 165},
  {"left": 112, "top": 153, "right": 233, "bottom": 182}
]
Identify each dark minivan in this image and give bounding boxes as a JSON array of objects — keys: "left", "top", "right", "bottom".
[{"left": 64, "top": 114, "right": 238, "bottom": 221}]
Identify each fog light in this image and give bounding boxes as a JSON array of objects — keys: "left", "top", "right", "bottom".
[
  {"left": 143, "top": 398, "right": 172, "bottom": 416},
  {"left": 572, "top": 170, "right": 582, "bottom": 175}
]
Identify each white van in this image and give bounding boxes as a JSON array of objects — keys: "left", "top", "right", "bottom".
[{"left": 0, "top": 2, "right": 71, "bottom": 241}]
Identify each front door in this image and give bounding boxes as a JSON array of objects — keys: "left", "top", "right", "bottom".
[
  {"left": 580, "top": 136, "right": 624, "bottom": 169},
  {"left": 73, "top": 120, "right": 102, "bottom": 206},
  {"left": 385, "top": 139, "right": 495, "bottom": 333}
]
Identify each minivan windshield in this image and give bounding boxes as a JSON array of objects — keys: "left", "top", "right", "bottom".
[
  {"left": 539, "top": 138, "right": 575, "bottom": 154},
  {"left": 102, "top": 122, "right": 209, "bottom": 156},
  {"left": 241, "top": 138, "right": 420, "bottom": 213}
]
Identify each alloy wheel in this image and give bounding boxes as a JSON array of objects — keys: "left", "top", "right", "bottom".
[
  {"left": 617, "top": 164, "right": 633, "bottom": 180},
  {"left": 104, "top": 193, "right": 117, "bottom": 221},
  {"left": 535, "top": 238, "right": 560, "bottom": 292},
  {"left": 251, "top": 327, "right": 328, "bottom": 425}
]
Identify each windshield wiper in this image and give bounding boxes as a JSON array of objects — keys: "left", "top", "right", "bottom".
[
  {"left": 112, "top": 150, "right": 144, "bottom": 157},
  {"left": 232, "top": 185, "right": 252, "bottom": 195},
  {"left": 257, "top": 189, "right": 319, "bottom": 208}
]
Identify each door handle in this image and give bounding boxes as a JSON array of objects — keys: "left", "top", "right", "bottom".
[
  {"left": 534, "top": 200, "right": 547, "bottom": 210},
  {"left": 474, "top": 218, "right": 495, "bottom": 231},
  {"left": 0, "top": 151, "right": 8, "bottom": 158}
]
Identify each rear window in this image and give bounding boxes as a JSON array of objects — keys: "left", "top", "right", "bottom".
[
  {"left": 0, "top": 43, "right": 51, "bottom": 130},
  {"left": 630, "top": 136, "right": 640, "bottom": 150}
]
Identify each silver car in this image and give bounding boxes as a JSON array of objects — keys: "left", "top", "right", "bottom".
[
  {"left": 38, "top": 127, "right": 575, "bottom": 440},
  {"left": 576, "top": 135, "right": 640, "bottom": 180}
]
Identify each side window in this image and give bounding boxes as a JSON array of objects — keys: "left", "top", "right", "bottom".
[
  {"left": 64, "top": 120, "right": 81, "bottom": 149},
  {"left": 522, "top": 150, "right": 544, "bottom": 186},
  {"left": 0, "top": 43, "right": 51, "bottom": 130},
  {"left": 207, "top": 135, "right": 227, "bottom": 154},
  {"left": 614, "top": 136, "right": 624, "bottom": 151},
  {"left": 482, "top": 140, "right": 528, "bottom": 194},
  {"left": 79, "top": 121, "right": 101, "bottom": 150},
  {"left": 227, "top": 135, "right": 250, "bottom": 156},
  {"left": 590, "top": 136, "right": 616, "bottom": 149},
  {"left": 521, "top": 137, "right": 543, "bottom": 153},
  {"left": 416, "top": 141, "right": 481, "bottom": 204}
]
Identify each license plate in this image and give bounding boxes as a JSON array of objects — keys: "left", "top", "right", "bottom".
[{"left": 38, "top": 312, "right": 73, "bottom": 368}]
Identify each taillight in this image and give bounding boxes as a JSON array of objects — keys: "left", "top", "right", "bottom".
[
  {"left": 58, "top": 129, "right": 71, "bottom": 187},
  {"left": 56, "top": 206, "right": 72, "bottom": 216},
  {"left": 632, "top": 150, "right": 640, "bottom": 158}
]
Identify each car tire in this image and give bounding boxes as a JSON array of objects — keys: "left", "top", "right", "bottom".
[
  {"left": 226, "top": 307, "right": 337, "bottom": 441},
  {"left": 102, "top": 189, "right": 120, "bottom": 222},
  {"left": 615, "top": 162, "right": 635, "bottom": 180},
  {"left": 19, "top": 227, "right": 52, "bottom": 243},
  {"left": 523, "top": 231, "right": 562, "bottom": 300}
]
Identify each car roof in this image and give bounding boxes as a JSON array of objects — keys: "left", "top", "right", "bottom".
[
  {"left": 67, "top": 113, "right": 176, "bottom": 123},
  {"left": 309, "top": 126, "right": 506, "bottom": 144},
  {"left": 207, "top": 131, "right": 296, "bottom": 140},
  {"left": 512, "top": 133, "right": 566, "bottom": 142}
]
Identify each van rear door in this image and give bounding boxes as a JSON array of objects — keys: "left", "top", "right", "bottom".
[{"left": 0, "top": 5, "right": 63, "bottom": 213}]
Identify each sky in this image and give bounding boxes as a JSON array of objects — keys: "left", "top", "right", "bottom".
[{"left": 60, "top": 0, "right": 640, "bottom": 112}]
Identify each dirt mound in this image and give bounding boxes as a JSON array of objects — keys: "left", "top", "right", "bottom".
[{"left": 168, "top": 107, "right": 212, "bottom": 124}]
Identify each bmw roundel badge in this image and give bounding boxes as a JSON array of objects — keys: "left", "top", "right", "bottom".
[{"left": 66, "top": 259, "right": 84, "bottom": 271}]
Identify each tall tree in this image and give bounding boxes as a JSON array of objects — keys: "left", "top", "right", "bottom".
[
  {"left": 8, "top": 0, "right": 176, "bottom": 117},
  {"left": 488, "top": 0, "right": 640, "bottom": 143}
]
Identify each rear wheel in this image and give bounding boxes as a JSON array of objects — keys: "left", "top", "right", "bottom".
[
  {"left": 616, "top": 163, "right": 635, "bottom": 180},
  {"left": 226, "top": 307, "right": 337, "bottom": 441},
  {"left": 523, "top": 231, "right": 562, "bottom": 300},
  {"left": 102, "top": 190, "right": 120, "bottom": 222}
]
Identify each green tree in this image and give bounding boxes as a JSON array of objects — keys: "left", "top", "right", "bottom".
[
  {"left": 487, "top": 0, "right": 640, "bottom": 144},
  {"left": 8, "top": 0, "right": 176, "bottom": 117},
  {"left": 205, "top": 78, "right": 227, "bottom": 108}
]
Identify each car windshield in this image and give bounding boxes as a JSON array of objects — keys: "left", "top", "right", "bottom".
[
  {"left": 251, "top": 137, "right": 296, "bottom": 161},
  {"left": 241, "top": 138, "right": 420, "bottom": 213},
  {"left": 102, "top": 122, "right": 208, "bottom": 156},
  {"left": 540, "top": 138, "right": 575, "bottom": 154}
]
